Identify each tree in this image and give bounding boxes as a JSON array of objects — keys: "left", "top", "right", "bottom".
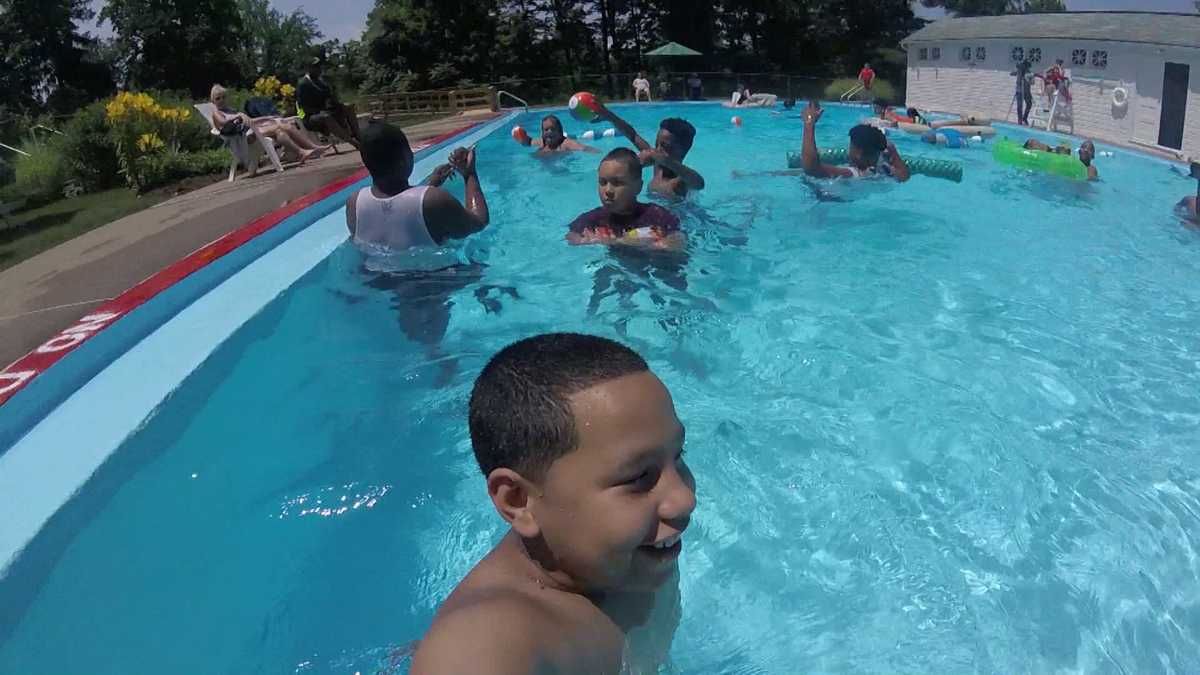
[
  {"left": 1013, "top": 0, "right": 1065, "bottom": 11},
  {"left": 0, "top": 0, "right": 114, "bottom": 113},
  {"left": 100, "top": 0, "right": 245, "bottom": 97},
  {"left": 921, "top": 0, "right": 1064, "bottom": 15},
  {"left": 364, "top": 0, "right": 501, "bottom": 91},
  {"left": 236, "top": 0, "right": 322, "bottom": 84}
]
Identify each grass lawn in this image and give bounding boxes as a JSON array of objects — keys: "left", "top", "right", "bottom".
[{"left": 0, "top": 189, "right": 169, "bottom": 272}]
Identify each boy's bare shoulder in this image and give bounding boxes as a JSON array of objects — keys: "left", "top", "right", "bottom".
[
  {"left": 411, "top": 585, "right": 558, "bottom": 675},
  {"left": 412, "top": 543, "right": 623, "bottom": 675}
]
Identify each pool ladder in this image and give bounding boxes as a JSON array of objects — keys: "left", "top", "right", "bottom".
[
  {"left": 840, "top": 84, "right": 867, "bottom": 102},
  {"left": 497, "top": 90, "right": 529, "bottom": 113}
]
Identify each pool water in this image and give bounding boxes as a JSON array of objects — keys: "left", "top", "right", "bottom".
[{"left": 3, "top": 103, "right": 1200, "bottom": 674}]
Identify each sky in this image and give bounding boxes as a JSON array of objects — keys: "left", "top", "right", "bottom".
[{"left": 86, "top": 0, "right": 1198, "bottom": 43}]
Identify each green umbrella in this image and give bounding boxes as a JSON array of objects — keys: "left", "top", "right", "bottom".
[{"left": 645, "top": 42, "right": 703, "bottom": 57}]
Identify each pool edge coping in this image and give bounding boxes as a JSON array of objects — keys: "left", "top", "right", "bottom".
[{"left": 0, "top": 120, "right": 487, "bottom": 409}]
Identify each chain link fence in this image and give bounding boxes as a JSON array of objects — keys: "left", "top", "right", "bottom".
[{"left": 486, "top": 71, "right": 879, "bottom": 108}]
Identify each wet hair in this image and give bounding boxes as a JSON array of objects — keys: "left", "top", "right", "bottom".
[
  {"left": 469, "top": 333, "right": 650, "bottom": 479},
  {"left": 783, "top": 98, "right": 796, "bottom": 109},
  {"left": 849, "top": 124, "right": 887, "bottom": 156},
  {"left": 659, "top": 118, "right": 696, "bottom": 153},
  {"left": 542, "top": 115, "right": 564, "bottom": 134},
  {"left": 359, "top": 122, "right": 413, "bottom": 180},
  {"left": 600, "top": 147, "right": 643, "bottom": 180},
  {"left": 906, "top": 107, "right": 922, "bottom": 123}
]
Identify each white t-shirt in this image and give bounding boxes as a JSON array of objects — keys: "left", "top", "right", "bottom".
[{"left": 633, "top": 78, "right": 650, "bottom": 92}]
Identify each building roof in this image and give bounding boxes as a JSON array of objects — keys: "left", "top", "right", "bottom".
[{"left": 905, "top": 12, "right": 1200, "bottom": 50}]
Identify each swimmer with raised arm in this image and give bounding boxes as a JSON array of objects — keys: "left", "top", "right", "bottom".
[
  {"left": 592, "top": 102, "right": 705, "bottom": 199},
  {"left": 513, "top": 114, "right": 599, "bottom": 155},
  {"left": 410, "top": 333, "right": 694, "bottom": 675},
  {"left": 567, "top": 148, "right": 686, "bottom": 251},
  {"left": 800, "top": 101, "right": 910, "bottom": 181}
]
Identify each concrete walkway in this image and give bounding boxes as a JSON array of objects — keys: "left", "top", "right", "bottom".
[{"left": 0, "top": 113, "right": 496, "bottom": 367}]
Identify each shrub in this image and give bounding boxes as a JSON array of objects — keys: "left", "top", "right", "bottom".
[
  {"left": 135, "top": 149, "right": 229, "bottom": 191},
  {"left": 0, "top": 140, "right": 69, "bottom": 207},
  {"left": 59, "top": 100, "right": 121, "bottom": 193},
  {"left": 0, "top": 156, "right": 14, "bottom": 188},
  {"left": 105, "top": 91, "right": 202, "bottom": 191},
  {"left": 824, "top": 77, "right": 897, "bottom": 104}
]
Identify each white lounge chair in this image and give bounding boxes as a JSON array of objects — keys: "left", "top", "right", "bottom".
[{"left": 193, "top": 103, "right": 285, "bottom": 182}]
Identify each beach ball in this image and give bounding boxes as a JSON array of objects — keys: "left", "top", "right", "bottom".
[
  {"left": 569, "top": 92, "right": 600, "bottom": 123},
  {"left": 731, "top": 116, "right": 743, "bottom": 127},
  {"left": 511, "top": 126, "right": 531, "bottom": 144}
]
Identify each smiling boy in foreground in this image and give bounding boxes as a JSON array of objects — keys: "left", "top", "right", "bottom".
[{"left": 411, "top": 333, "right": 696, "bottom": 675}]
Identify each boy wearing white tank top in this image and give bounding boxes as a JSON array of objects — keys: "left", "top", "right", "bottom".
[{"left": 346, "top": 122, "right": 490, "bottom": 250}]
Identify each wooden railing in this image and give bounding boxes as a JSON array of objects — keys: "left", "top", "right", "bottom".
[{"left": 365, "top": 86, "right": 498, "bottom": 120}]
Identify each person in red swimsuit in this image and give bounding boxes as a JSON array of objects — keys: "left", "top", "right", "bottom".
[
  {"left": 567, "top": 148, "right": 685, "bottom": 251},
  {"left": 858, "top": 62, "right": 876, "bottom": 91},
  {"left": 1044, "top": 59, "right": 1072, "bottom": 103}
]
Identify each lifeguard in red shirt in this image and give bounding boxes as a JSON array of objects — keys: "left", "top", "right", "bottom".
[{"left": 858, "top": 62, "right": 876, "bottom": 91}]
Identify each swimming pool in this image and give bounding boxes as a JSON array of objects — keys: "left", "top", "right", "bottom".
[{"left": 2, "top": 101, "right": 1200, "bottom": 673}]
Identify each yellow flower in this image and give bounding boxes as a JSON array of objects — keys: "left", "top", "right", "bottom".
[
  {"left": 280, "top": 83, "right": 296, "bottom": 99},
  {"left": 136, "top": 132, "right": 165, "bottom": 153}
]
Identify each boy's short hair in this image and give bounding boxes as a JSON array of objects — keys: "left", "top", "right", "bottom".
[
  {"left": 601, "top": 147, "right": 643, "bottom": 180},
  {"left": 469, "top": 333, "right": 650, "bottom": 479},
  {"left": 542, "top": 114, "right": 564, "bottom": 132},
  {"left": 359, "top": 122, "right": 413, "bottom": 179},
  {"left": 849, "top": 124, "right": 887, "bottom": 156},
  {"left": 659, "top": 118, "right": 696, "bottom": 152}
]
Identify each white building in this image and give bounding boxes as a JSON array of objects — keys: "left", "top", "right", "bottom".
[{"left": 902, "top": 12, "right": 1200, "bottom": 159}]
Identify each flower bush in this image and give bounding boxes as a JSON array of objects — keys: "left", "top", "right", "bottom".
[
  {"left": 253, "top": 76, "right": 297, "bottom": 116},
  {"left": 104, "top": 91, "right": 197, "bottom": 190}
]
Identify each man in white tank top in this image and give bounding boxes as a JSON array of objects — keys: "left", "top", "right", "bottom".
[{"left": 346, "top": 122, "right": 490, "bottom": 250}]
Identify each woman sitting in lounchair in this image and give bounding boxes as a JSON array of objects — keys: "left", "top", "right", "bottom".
[{"left": 209, "top": 85, "right": 330, "bottom": 165}]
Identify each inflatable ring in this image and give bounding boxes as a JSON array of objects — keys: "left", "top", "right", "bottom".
[
  {"left": 942, "top": 125, "right": 996, "bottom": 138},
  {"left": 1112, "top": 86, "right": 1129, "bottom": 108},
  {"left": 992, "top": 138, "right": 1087, "bottom": 180},
  {"left": 862, "top": 117, "right": 896, "bottom": 129},
  {"left": 897, "top": 121, "right": 932, "bottom": 134}
]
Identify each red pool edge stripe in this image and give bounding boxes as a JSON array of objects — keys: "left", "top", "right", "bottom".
[{"left": 0, "top": 120, "right": 487, "bottom": 408}]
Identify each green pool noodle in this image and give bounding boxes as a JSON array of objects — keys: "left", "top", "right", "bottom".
[
  {"left": 786, "top": 149, "right": 963, "bottom": 183},
  {"left": 991, "top": 138, "right": 1087, "bottom": 180}
]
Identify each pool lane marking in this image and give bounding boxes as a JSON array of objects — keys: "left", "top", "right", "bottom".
[
  {"left": 0, "top": 120, "right": 488, "bottom": 408},
  {"left": 0, "top": 113, "right": 514, "bottom": 576}
]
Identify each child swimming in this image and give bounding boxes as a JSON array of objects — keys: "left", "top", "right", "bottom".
[
  {"left": 410, "top": 333, "right": 695, "bottom": 674},
  {"left": 567, "top": 148, "right": 686, "bottom": 250},
  {"left": 592, "top": 101, "right": 706, "bottom": 199},
  {"left": 798, "top": 101, "right": 911, "bottom": 181},
  {"left": 513, "top": 114, "right": 599, "bottom": 155}
]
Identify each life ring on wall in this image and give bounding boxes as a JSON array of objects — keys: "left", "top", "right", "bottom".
[{"left": 1112, "top": 86, "right": 1129, "bottom": 109}]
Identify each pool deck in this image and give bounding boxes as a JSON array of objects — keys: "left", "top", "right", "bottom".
[{"left": 0, "top": 113, "right": 497, "bottom": 368}]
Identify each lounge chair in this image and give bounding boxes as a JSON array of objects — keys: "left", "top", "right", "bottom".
[{"left": 193, "top": 103, "right": 285, "bottom": 182}]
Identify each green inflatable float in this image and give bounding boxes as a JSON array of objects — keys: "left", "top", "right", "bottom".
[
  {"left": 991, "top": 138, "right": 1087, "bottom": 180},
  {"left": 786, "top": 149, "right": 963, "bottom": 183}
]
